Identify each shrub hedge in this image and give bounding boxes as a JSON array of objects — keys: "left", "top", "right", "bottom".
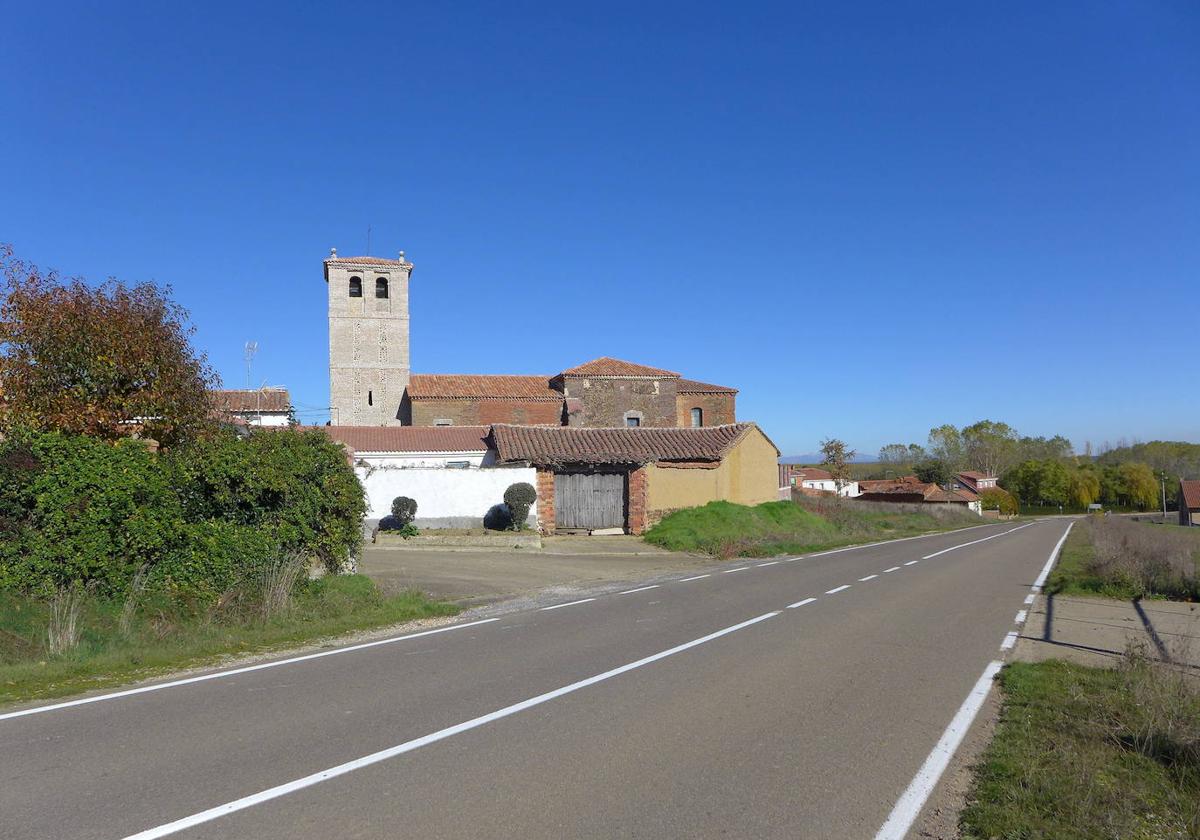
[{"left": 0, "top": 427, "right": 365, "bottom": 598}]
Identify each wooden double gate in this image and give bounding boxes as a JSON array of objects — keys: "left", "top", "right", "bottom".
[{"left": 554, "top": 471, "right": 626, "bottom": 531}]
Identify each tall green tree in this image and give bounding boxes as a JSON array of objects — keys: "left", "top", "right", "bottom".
[
  {"left": 926, "top": 425, "right": 966, "bottom": 472},
  {"left": 961, "top": 420, "right": 1020, "bottom": 477}
]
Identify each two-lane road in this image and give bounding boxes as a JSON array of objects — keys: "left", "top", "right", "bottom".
[{"left": 1, "top": 519, "right": 1071, "bottom": 839}]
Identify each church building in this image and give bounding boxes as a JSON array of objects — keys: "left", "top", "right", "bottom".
[{"left": 325, "top": 250, "right": 737, "bottom": 428}]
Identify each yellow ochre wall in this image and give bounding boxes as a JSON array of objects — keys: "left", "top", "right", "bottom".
[{"left": 645, "top": 426, "right": 780, "bottom": 524}]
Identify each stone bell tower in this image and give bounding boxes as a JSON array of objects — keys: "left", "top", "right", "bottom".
[{"left": 324, "top": 249, "right": 413, "bottom": 426}]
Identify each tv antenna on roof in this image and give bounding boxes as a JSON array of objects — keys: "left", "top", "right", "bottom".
[{"left": 244, "top": 341, "right": 258, "bottom": 389}]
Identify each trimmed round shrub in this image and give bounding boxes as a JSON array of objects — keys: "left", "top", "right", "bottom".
[
  {"left": 390, "top": 496, "right": 418, "bottom": 525},
  {"left": 503, "top": 483, "right": 537, "bottom": 532},
  {"left": 483, "top": 503, "right": 512, "bottom": 531}
]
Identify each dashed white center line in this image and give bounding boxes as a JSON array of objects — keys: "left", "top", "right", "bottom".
[
  {"left": 903, "top": 560, "right": 919, "bottom": 566},
  {"left": 1023, "top": 593, "right": 1035, "bottom": 605},
  {"left": 858, "top": 574, "right": 878, "bottom": 582},
  {"left": 678, "top": 574, "right": 710, "bottom": 582},
  {"left": 540, "top": 598, "right": 596, "bottom": 611},
  {"left": 756, "top": 561, "right": 780, "bottom": 567},
  {"left": 619, "top": 585, "right": 660, "bottom": 595},
  {"left": 1000, "top": 631, "right": 1018, "bottom": 650},
  {"left": 825, "top": 584, "right": 851, "bottom": 595},
  {"left": 1014, "top": 610, "right": 1027, "bottom": 624},
  {"left": 722, "top": 567, "right": 750, "bottom": 574},
  {"left": 787, "top": 597, "right": 818, "bottom": 609},
  {"left": 883, "top": 566, "right": 901, "bottom": 573}
]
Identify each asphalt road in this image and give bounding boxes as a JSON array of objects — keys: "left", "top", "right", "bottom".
[{"left": 1, "top": 519, "right": 1071, "bottom": 840}]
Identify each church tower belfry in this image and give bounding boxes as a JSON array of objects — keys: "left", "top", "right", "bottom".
[{"left": 324, "top": 248, "right": 413, "bottom": 426}]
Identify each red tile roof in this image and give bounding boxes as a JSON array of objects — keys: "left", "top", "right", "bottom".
[
  {"left": 858, "top": 476, "right": 922, "bottom": 492},
  {"left": 321, "top": 425, "right": 490, "bottom": 453},
  {"left": 559, "top": 357, "right": 680, "bottom": 378},
  {"left": 209, "top": 389, "right": 291, "bottom": 413},
  {"left": 796, "top": 467, "right": 834, "bottom": 481},
  {"left": 676, "top": 378, "right": 737, "bottom": 394},
  {"left": 959, "top": 471, "right": 989, "bottom": 480},
  {"left": 927, "top": 488, "right": 977, "bottom": 504},
  {"left": 1181, "top": 479, "right": 1200, "bottom": 511},
  {"left": 405, "top": 375, "right": 561, "bottom": 401},
  {"left": 490, "top": 423, "right": 761, "bottom": 467}
]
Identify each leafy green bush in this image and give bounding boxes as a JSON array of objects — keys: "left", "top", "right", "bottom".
[
  {"left": 0, "top": 426, "right": 366, "bottom": 598},
  {"left": 390, "top": 496, "right": 417, "bottom": 525},
  {"left": 503, "top": 482, "right": 537, "bottom": 531},
  {"left": 979, "top": 487, "right": 1018, "bottom": 515},
  {"left": 0, "top": 431, "right": 183, "bottom": 595},
  {"left": 168, "top": 427, "right": 366, "bottom": 574}
]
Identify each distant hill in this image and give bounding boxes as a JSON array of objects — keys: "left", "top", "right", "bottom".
[{"left": 779, "top": 453, "right": 877, "bottom": 465}]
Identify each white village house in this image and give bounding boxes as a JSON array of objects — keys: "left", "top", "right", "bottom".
[
  {"left": 322, "top": 426, "right": 537, "bottom": 529},
  {"left": 210, "top": 388, "right": 291, "bottom": 427},
  {"left": 791, "top": 466, "right": 860, "bottom": 498}
]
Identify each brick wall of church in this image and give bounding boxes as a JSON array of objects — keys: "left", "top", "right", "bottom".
[
  {"left": 675, "top": 393, "right": 736, "bottom": 427},
  {"left": 403, "top": 397, "right": 563, "bottom": 427}
]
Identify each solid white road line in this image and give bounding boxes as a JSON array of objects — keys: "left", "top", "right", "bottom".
[
  {"left": 904, "top": 560, "right": 919, "bottom": 566},
  {"left": 1024, "top": 593, "right": 1035, "bottom": 605},
  {"left": 1000, "top": 632, "right": 1018, "bottom": 651},
  {"left": 540, "top": 598, "right": 596, "bottom": 611},
  {"left": 120, "top": 611, "right": 782, "bottom": 840},
  {"left": 722, "top": 567, "right": 750, "bottom": 574},
  {"left": 619, "top": 585, "right": 660, "bottom": 595},
  {"left": 799, "top": 522, "right": 1000, "bottom": 560},
  {"left": 787, "top": 597, "right": 818, "bottom": 609},
  {"left": 1032, "top": 521, "right": 1075, "bottom": 592},
  {"left": 874, "top": 661, "right": 1003, "bottom": 840},
  {"left": 756, "top": 561, "right": 780, "bottom": 567},
  {"left": 1014, "top": 610, "right": 1027, "bottom": 624},
  {"left": 678, "top": 574, "right": 710, "bottom": 582},
  {"left": 825, "top": 585, "right": 851, "bottom": 595},
  {"left": 859, "top": 575, "right": 878, "bottom": 582},
  {"left": 0, "top": 618, "right": 501, "bottom": 723},
  {"left": 920, "top": 521, "right": 1035, "bottom": 560},
  {"left": 883, "top": 566, "right": 902, "bottom": 573}
]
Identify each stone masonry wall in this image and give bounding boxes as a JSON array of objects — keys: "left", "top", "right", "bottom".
[
  {"left": 404, "top": 398, "right": 563, "bottom": 427},
  {"left": 560, "top": 376, "right": 678, "bottom": 427}
]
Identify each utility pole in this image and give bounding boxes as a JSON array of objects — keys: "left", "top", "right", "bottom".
[{"left": 1162, "top": 471, "right": 1168, "bottom": 520}]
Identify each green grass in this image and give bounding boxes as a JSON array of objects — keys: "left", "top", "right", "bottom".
[
  {"left": 643, "top": 498, "right": 984, "bottom": 557},
  {"left": 962, "top": 660, "right": 1200, "bottom": 840},
  {"left": 0, "top": 575, "right": 458, "bottom": 707},
  {"left": 1045, "top": 517, "right": 1131, "bottom": 598}
]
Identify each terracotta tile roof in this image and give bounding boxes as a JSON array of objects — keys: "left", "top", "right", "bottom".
[
  {"left": 959, "top": 470, "right": 989, "bottom": 480},
  {"left": 209, "top": 389, "right": 291, "bottom": 413},
  {"left": 405, "top": 375, "right": 561, "bottom": 401},
  {"left": 927, "top": 488, "right": 976, "bottom": 504},
  {"left": 490, "top": 423, "right": 759, "bottom": 467},
  {"left": 320, "top": 425, "right": 490, "bottom": 453},
  {"left": 559, "top": 357, "right": 681, "bottom": 378},
  {"left": 676, "top": 378, "right": 737, "bottom": 394},
  {"left": 796, "top": 467, "right": 834, "bottom": 481},
  {"left": 1181, "top": 479, "right": 1200, "bottom": 510},
  {"left": 858, "top": 476, "right": 922, "bottom": 492}
]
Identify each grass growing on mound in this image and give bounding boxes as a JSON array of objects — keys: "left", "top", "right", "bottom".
[
  {"left": 0, "top": 575, "right": 457, "bottom": 706},
  {"left": 961, "top": 659, "right": 1200, "bottom": 839},
  {"left": 643, "top": 498, "right": 982, "bottom": 557}
]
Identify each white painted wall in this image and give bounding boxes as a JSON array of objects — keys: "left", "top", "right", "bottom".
[
  {"left": 801, "top": 479, "right": 860, "bottom": 498},
  {"left": 232, "top": 411, "right": 290, "bottom": 427},
  {"left": 356, "top": 461, "right": 538, "bottom": 528}
]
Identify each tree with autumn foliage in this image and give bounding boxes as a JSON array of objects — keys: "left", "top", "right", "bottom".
[{"left": 0, "top": 245, "right": 219, "bottom": 447}]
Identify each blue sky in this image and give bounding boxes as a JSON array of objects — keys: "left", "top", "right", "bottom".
[{"left": 2, "top": 2, "right": 1197, "bottom": 456}]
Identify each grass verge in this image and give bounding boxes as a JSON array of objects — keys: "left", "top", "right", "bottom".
[
  {"left": 1047, "top": 515, "right": 1200, "bottom": 601},
  {"left": 961, "top": 659, "right": 1200, "bottom": 839},
  {"left": 643, "top": 497, "right": 986, "bottom": 557},
  {"left": 0, "top": 575, "right": 457, "bottom": 707}
]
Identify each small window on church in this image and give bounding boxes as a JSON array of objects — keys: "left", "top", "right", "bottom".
[
  {"left": 368, "top": 390, "right": 373, "bottom": 406},
  {"left": 349, "top": 277, "right": 362, "bottom": 297},
  {"left": 375, "top": 277, "right": 389, "bottom": 299},
  {"left": 691, "top": 407, "right": 703, "bottom": 427}
]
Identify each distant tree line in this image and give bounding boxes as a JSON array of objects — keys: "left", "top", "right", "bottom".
[{"left": 875, "top": 420, "right": 1186, "bottom": 512}]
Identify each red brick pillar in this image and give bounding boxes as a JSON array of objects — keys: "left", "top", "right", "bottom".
[
  {"left": 536, "top": 468, "right": 556, "bottom": 535},
  {"left": 628, "top": 466, "right": 648, "bottom": 535}
]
